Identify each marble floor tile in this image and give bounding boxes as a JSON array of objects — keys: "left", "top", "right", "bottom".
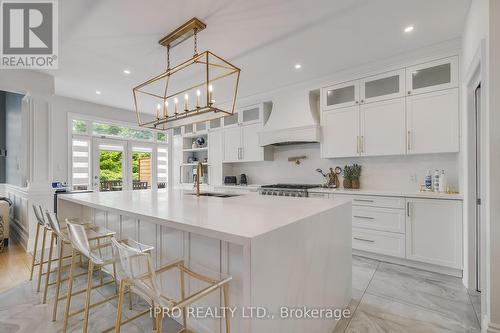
[
  {"left": 346, "top": 293, "right": 480, "bottom": 333},
  {"left": 352, "top": 256, "right": 379, "bottom": 292},
  {"left": 468, "top": 289, "right": 481, "bottom": 323},
  {"left": 366, "top": 262, "right": 479, "bottom": 330},
  {"left": 333, "top": 288, "right": 364, "bottom": 333}
]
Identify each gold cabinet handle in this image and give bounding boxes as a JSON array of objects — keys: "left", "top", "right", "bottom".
[{"left": 356, "top": 136, "right": 360, "bottom": 153}]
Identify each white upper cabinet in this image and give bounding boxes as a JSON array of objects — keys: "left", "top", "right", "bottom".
[
  {"left": 360, "top": 69, "right": 405, "bottom": 104},
  {"left": 223, "top": 126, "right": 241, "bottom": 162},
  {"left": 406, "top": 88, "right": 459, "bottom": 154},
  {"left": 406, "top": 198, "right": 463, "bottom": 269},
  {"left": 360, "top": 98, "right": 406, "bottom": 156},
  {"left": 321, "top": 106, "right": 360, "bottom": 158},
  {"left": 406, "top": 56, "right": 458, "bottom": 96},
  {"left": 223, "top": 112, "right": 239, "bottom": 127},
  {"left": 208, "top": 129, "right": 223, "bottom": 185},
  {"left": 241, "top": 123, "right": 263, "bottom": 162},
  {"left": 322, "top": 80, "right": 359, "bottom": 110},
  {"left": 240, "top": 107, "right": 260, "bottom": 124}
]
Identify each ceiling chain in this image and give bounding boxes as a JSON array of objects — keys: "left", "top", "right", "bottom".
[
  {"left": 194, "top": 28, "right": 198, "bottom": 56},
  {"left": 166, "top": 44, "right": 171, "bottom": 71}
]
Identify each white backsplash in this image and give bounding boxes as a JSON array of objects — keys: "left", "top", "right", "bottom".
[{"left": 226, "top": 144, "right": 459, "bottom": 192}]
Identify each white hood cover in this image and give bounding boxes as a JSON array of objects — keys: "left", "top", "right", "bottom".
[{"left": 258, "top": 90, "right": 320, "bottom": 146}]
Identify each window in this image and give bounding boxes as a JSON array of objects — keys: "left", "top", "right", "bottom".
[
  {"left": 69, "top": 116, "right": 171, "bottom": 191},
  {"left": 92, "top": 122, "right": 154, "bottom": 141},
  {"left": 71, "top": 138, "right": 91, "bottom": 190},
  {"left": 157, "top": 147, "right": 168, "bottom": 189},
  {"left": 72, "top": 120, "right": 88, "bottom": 134}
]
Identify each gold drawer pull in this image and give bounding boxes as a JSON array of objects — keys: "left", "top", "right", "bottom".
[
  {"left": 353, "top": 237, "right": 375, "bottom": 243},
  {"left": 353, "top": 215, "right": 375, "bottom": 220}
]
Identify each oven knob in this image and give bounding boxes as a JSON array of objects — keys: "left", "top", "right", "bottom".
[{"left": 273, "top": 191, "right": 278, "bottom": 196}]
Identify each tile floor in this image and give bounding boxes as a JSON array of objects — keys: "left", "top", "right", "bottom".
[{"left": 0, "top": 246, "right": 482, "bottom": 333}]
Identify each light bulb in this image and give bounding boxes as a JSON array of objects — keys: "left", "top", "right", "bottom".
[
  {"left": 196, "top": 89, "right": 201, "bottom": 96},
  {"left": 208, "top": 85, "right": 213, "bottom": 92},
  {"left": 184, "top": 93, "right": 189, "bottom": 100},
  {"left": 174, "top": 97, "right": 178, "bottom": 104}
]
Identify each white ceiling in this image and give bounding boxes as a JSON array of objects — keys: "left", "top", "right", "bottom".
[{"left": 49, "top": 0, "right": 471, "bottom": 112}]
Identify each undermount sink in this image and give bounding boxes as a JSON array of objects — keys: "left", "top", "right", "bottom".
[{"left": 186, "top": 192, "right": 240, "bottom": 198}]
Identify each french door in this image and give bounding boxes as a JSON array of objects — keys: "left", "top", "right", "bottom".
[
  {"left": 92, "top": 138, "right": 162, "bottom": 192},
  {"left": 92, "top": 138, "right": 129, "bottom": 192}
]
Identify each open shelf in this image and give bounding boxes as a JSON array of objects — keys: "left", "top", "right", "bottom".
[{"left": 183, "top": 147, "right": 208, "bottom": 152}]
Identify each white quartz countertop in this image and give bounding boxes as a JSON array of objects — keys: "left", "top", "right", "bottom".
[
  {"left": 308, "top": 187, "right": 463, "bottom": 200},
  {"left": 60, "top": 190, "right": 349, "bottom": 245}
]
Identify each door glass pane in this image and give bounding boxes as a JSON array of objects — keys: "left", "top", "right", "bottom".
[
  {"left": 196, "top": 121, "right": 206, "bottom": 131},
  {"left": 412, "top": 63, "right": 451, "bottom": 90},
  {"left": 326, "top": 85, "right": 355, "bottom": 106},
  {"left": 132, "top": 147, "right": 152, "bottom": 190},
  {"left": 365, "top": 75, "right": 400, "bottom": 99},
  {"left": 99, "top": 146, "right": 124, "bottom": 192},
  {"left": 184, "top": 124, "right": 194, "bottom": 134},
  {"left": 157, "top": 132, "right": 167, "bottom": 142},
  {"left": 72, "top": 138, "right": 90, "bottom": 190},
  {"left": 242, "top": 108, "right": 259, "bottom": 122},
  {"left": 210, "top": 118, "right": 221, "bottom": 129},
  {"left": 157, "top": 147, "right": 168, "bottom": 189},
  {"left": 173, "top": 127, "right": 182, "bottom": 136},
  {"left": 224, "top": 113, "right": 238, "bottom": 126}
]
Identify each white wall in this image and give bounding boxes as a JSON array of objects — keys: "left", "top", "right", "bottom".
[{"left": 228, "top": 144, "right": 459, "bottom": 191}]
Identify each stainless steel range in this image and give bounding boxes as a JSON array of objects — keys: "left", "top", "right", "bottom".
[{"left": 258, "top": 184, "right": 320, "bottom": 197}]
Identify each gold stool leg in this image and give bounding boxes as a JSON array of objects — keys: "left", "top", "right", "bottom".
[
  {"left": 42, "top": 232, "right": 55, "bottom": 304},
  {"left": 82, "top": 260, "right": 94, "bottom": 333},
  {"left": 36, "top": 227, "right": 47, "bottom": 292},
  {"left": 29, "top": 223, "right": 40, "bottom": 281},
  {"left": 52, "top": 239, "right": 65, "bottom": 321},
  {"left": 223, "top": 284, "right": 231, "bottom": 333},
  {"left": 127, "top": 286, "right": 133, "bottom": 310},
  {"left": 114, "top": 279, "right": 126, "bottom": 333},
  {"left": 156, "top": 307, "right": 163, "bottom": 333},
  {"left": 62, "top": 249, "right": 77, "bottom": 333},
  {"left": 180, "top": 269, "right": 187, "bottom": 328}
]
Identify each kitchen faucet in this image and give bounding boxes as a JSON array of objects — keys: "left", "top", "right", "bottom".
[{"left": 194, "top": 161, "right": 204, "bottom": 196}]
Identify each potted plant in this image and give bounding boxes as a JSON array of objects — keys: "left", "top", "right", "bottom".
[
  {"left": 343, "top": 165, "right": 353, "bottom": 189},
  {"left": 351, "top": 164, "right": 362, "bottom": 189}
]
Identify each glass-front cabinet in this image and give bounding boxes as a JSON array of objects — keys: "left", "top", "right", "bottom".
[
  {"left": 406, "top": 56, "right": 458, "bottom": 95},
  {"left": 322, "top": 80, "right": 359, "bottom": 110},
  {"left": 360, "top": 69, "right": 405, "bottom": 104}
]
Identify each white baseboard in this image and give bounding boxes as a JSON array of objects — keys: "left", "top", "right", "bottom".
[
  {"left": 353, "top": 249, "right": 463, "bottom": 277},
  {"left": 485, "top": 320, "right": 500, "bottom": 333},
  {"left": 9, "top": 218, "right": 28, "bottom": 251}
]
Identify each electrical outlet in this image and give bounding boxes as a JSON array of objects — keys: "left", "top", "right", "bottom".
[{"left": 409, "top": 173, "right": 418, "bottom": 183}]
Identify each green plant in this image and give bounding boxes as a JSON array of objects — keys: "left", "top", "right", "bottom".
[
  {"left": 351, "top": 164, "right": 362, "bottom": 180},
  {"left": 343, "top": 165, "right": 353, "bottom": 181}
]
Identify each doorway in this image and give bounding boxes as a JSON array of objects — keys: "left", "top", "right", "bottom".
[
  {"left": 92, "top": 138, "right": 128, "bottom": 192},
  {"left": 474, "top": 83, "right": 482, "bottom": 292}
]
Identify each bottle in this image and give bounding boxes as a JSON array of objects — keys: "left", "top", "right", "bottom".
[
  {"left": 425, "top": 170, "right": 432, "bottom": 190},
  {"left": 439, "top": 170, "right": 446, "bottom": 193},
  {"left": 433, "top": 170, "right": 440, "bottom": 192}
]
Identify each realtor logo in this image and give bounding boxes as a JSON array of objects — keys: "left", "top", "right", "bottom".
[{"left": 1, "top": 0, "right": 58, "bottom": 68}]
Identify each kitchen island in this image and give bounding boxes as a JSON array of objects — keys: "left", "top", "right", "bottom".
[{"left": 58, "top": 190, "right": 352, "bottom": 333}]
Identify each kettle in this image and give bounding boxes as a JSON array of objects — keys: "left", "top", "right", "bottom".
[{"left": 240, "top": 174, "right": 248, "bottom": 185}]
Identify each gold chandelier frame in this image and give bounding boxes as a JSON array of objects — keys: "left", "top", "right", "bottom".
[{"left": 133, "top": 18, "right": 241, "bottom": 130}]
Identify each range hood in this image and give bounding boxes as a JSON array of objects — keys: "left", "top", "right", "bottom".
[{"left": 258, "top": 90, "right": 320, "bottom": 146}]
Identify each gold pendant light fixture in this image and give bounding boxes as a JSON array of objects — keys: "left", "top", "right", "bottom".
[{"left": 133, "top": 18, "right": 241, "bottom": 130}]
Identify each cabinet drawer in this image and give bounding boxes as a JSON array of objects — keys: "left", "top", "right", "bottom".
[
  {"left": 308, "top": 192, "right": 329, "bottom": 199},
  {"left": 352, "top": 207, "right": 405, "bottom": 233},
  {"left": 335, "top": 194, "right": 405, "bottom": 209},
  {"left": 352, "top": 228, "right": 406, "bottom": 258}
]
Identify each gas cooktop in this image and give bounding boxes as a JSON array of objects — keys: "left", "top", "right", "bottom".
[
  {"left": 258, "top": 184, "right": 321, "bottom": 197},
  {"left": 260, "top": 184, "right": 320, "bottom": 189}
]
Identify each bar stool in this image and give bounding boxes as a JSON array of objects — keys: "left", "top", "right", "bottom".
[
  {"left": 64, "top": 221, "right": 154, "bottom": 333},
  {"left": 31, "top": 205, "right": 91, "bottom": 293},
  {"left": 111, "top": 238, "right": 233, "bottom": 333},
  {"left": 44, "top": 212, "right": 116, "bottom": 321}
]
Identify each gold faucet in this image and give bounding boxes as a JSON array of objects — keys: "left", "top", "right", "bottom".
[{"left": 194, "top": 161, "right": 204, "bottom": 196}]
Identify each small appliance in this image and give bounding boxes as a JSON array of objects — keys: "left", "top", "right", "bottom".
[
  {"left": 224, "top": 176, "right": 237, "bottom": 185},
  {"left": 240, "top": 174, "right": 247, "bottom": 185}
]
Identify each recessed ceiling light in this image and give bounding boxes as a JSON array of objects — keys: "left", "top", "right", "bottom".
[
  {"left": 294, "top": 63, "right": 302, "bottom": 69},
  {"left": 123, "top": 69, "right": 131, "bottom": 74},
  {"left": 404, "top": 26, "right": 414, "bottom": 33},
  {"left": 95, "top": 90, "right": 101, "bottom": 95}
]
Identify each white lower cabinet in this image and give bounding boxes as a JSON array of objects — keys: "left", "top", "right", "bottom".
[
  {"left": 406, "top": 198, "right": 463, "bottom": 269},
  {"left": 321, "top": 193, "right": 463, "bottom": 271},
  {"left": 352, "top": 228, "right": 406, "bottom": 258}
]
